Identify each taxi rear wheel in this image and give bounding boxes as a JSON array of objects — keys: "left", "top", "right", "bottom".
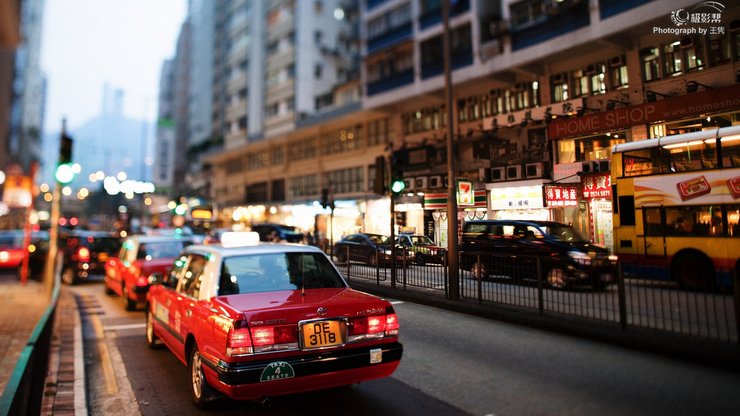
[
  {"left": 145, "top": 309, "right": 160, "bottom": 349},
  {"left": 190, "top": 344, "right": 219, "bottom": 408}
]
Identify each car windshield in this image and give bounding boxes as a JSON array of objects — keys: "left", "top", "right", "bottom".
[
  {"left": 409, "top": 236, "right": 434, "bottom": 246},
  {"left": 367, "top": 234, "right": 390, "bottom": 245},
  {"left": 219, "top": 252, "right": 346, "bottom": 295},
  {"left": 544, "top": 225, "right": 589, "bottom": 242},
  {"left": 137, "top": 241, "right": 189, "bottom": 260}
]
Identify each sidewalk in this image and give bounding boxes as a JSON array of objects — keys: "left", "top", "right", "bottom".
[{"left": 0, "top": 271, "right": 84, "bottom": 415}]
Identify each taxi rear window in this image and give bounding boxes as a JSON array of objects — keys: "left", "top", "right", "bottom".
[{"left": 219, "top": 252, "right": 346, "bottom": 295}]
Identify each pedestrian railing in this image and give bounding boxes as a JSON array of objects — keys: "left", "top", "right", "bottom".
[{"left": 331, "top": 247, "right": 739, "bottom": 344}]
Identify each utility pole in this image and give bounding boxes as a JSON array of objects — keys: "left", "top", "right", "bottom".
[
  {"left": 443, "top": 0, "right": 460, "bottom": 300},
  {"left": 45, "top": 119, "right": 68, "bottom": 294}
]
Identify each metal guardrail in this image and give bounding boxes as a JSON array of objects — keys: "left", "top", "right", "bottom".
[
  {"left": 0, "top": 276, "right": 60, "bottom": 415},
  {"left": 332, "top": 246, "right": 740, "bottom": 344}
]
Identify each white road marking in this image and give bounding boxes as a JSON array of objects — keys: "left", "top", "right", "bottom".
[{"left": 103, "top": 323, "right": 146, "bottom": 331}]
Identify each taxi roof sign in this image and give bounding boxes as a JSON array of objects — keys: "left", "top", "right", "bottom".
[{"left": 220, "top": 231, "right": 261, "bottom": 248}]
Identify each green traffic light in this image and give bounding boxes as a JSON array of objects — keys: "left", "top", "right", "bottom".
[
  {"left": 391, "top": 179, "right": 405, "bottom": 194},
  {"left": 55, "top": 163, "right": 75, "bottom": 184}
]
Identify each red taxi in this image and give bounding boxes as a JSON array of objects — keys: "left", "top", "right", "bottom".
[
  {"left": 145, "top": 232, "right": 403, "bottom": 408},
  {"left": 0, "top": 230, "right": 27, "bottom": 269},
  {"left": 105, "top": 235, "right": 192, "bottom": 310}
]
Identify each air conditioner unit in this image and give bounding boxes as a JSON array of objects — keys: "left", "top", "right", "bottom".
[
  {"left": 506, "top": 165, "right": 523, "bottom": 180},
  {"left": 610, "top": 55, "right": 626, "bottom": 67},
  {"left": 581, "top": 161, "right": 596, "bottom": 174},
  {"left": 597, "top": 160, "right": 611, "bottom": 172},
  {"left": 414, "top": 176, "right": 428, "bottom": 190},
  {"left": 429, "top": 175, "right": 442, "bottom": 188},
  {"left": 491, "top": 167, "right": 506, "bottom": 182},
  {"left": 552, "top": 73, "right": 566, "bottom": 84},
  {"left": 403, "top": 178, "right": 414, "bottom": 190},
  {"left": 525, "top": 162, "right": 544, "bottom": 178}
]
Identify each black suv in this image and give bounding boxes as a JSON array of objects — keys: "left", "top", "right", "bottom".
[
  {"left": 251, "top": 223, "right": 304, "bottom": 243},
  {"left": 460, "top": 220, "right": 617, "bottom": 290},
  {"left": 60, "top": 231, "right": 122, "bottom": 285}
]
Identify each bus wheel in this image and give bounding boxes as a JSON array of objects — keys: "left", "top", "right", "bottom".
[{"left": 673, "top": 252, "right": 714, "bottom": 291}]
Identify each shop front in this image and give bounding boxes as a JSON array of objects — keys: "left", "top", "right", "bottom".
[
  {"left": 423, "top": 189, "right": 487, "bottom": 248},
  {"left": 487, "top": 180, "right": 550, "bottom": 221},
  {"left": 581, "top": 172, "right": 613, "bottom": 253}
]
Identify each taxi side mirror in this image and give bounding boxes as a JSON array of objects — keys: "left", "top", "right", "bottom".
[{"left": 148, "top": 273, "right": 163, "bottom": 286}]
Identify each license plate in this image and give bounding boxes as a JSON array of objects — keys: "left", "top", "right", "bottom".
[{"left": 301, "top": 320, "right": 345, "bottom": 349}]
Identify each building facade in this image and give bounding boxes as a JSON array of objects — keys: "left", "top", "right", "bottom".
[{"left": 179, "top": 0, "right": 740, "bottom": 250}]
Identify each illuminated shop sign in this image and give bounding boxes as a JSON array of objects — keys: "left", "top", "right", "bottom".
[
  {"left": 544, "top": 185, "right": 579, "bottom": 207},
  {"left": 581, "top": 173, "right": 612, "bottom": 199},
  {"left": 490, "top": 185, "right": 544, "bottom": 210}
]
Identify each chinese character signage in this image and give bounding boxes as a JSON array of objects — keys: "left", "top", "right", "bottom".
[
  {"left": 544, "top": 185, "right": 579, "bottom": 207},
  {"left": 581, "top": 173, "right": 612, "bottom": 199}
]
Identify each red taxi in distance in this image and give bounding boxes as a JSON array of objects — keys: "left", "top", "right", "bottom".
[
  {"left": 105, "top": 235, "right": 193, "bottom": 310},
  {"left": 0, "top": 230, "right": 27, "bottom": 269},
  {"left": 145, "top": 232, "right": 403, "bottom": 408}
]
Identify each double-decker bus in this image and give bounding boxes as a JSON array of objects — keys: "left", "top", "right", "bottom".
[{"left": 611, "top": 125, "right": 740, "bottom": 290}]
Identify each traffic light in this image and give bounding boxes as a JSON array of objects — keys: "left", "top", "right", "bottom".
[
  {"left": 56, "top": 132, "right": 75, "bottom": 184},
  {"left": 320, "top": 187, "right": 334, "bottom": 210},
  {"left": 373, "top": 156, "right": 386, "bottom": 195},
  {"left": 390, "top": 151, "right": 406, "bottom": 195},
  {"left": 60, "top": 133, "right": 73, "bottom": 164}
]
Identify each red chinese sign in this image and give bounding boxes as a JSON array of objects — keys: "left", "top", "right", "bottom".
[
  {"left": 582, "top": 173, "right": 612, "bottom": 199},
  {"left": 545, "top": 185, "right": 579, "bottom": 207}
]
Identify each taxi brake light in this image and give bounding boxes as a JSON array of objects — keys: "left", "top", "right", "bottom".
[{"left": 77, "top": 247, "right": 91, "bottom": 262}]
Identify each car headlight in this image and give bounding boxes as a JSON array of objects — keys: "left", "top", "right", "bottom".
[
  {"left": 568, "top": 251, "right": 591, "bottom": 264},
  {"left": 608, "top": 254, "right": 618, "bottom": 263}
]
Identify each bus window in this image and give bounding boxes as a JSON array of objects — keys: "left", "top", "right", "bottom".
[
  {"left": 643, "top": 207, "right": 663, "bottom": 236},
  {"left": 720, "top": 135, "right": 740, "bottom": 167},
  {"left": 729, "top": 205, "right": 740, "bottom": 236},
  {"left": 666, "top": 139, "right": 717, "bottom": 171}
]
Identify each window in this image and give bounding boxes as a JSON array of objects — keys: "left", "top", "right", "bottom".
[
  {"left": 180, "top": 254, "right": 208, "bottom": 298},
  {"left": 551, "top": 73, "right": 569, "bottom": 102},
  {"left": 510, "top": 0, "right": 547, "bottom": 29},
  {"left": 640, "top": 47, "right": 661, "bottom": 82},
  {"left": 367, "top": 119, "right": 389, "bottom": 147},
  {"left": 682, "top": 37, "right": 705, "bottom": 71},
  {"left": 610, "top": 56, "right": 629, "bottom": 89},
  {"left": 663, "top": 41, "right": 683, "bottom": 76},
  {"left": 326, "top": 167, "right": 365, "bottom": 194},
  {"left": 289, "top": 174, "right": 319, "bottom": 198}
]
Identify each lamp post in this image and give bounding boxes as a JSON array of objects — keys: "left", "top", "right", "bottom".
[{"left": 443, "top": 0, "right": 460, "bottom": 300}]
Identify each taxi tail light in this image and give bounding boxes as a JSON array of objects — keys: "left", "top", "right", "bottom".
[
  {"left": 136, "top": 273, "right": 149, "bottom": 287},
  {"left": 227, "top": 320, "right": 253, "bottom": 356},
  {"left": 348, "top": 306, "right": 399, "bottom": 341},
  {"left": 77, "top": 247, "right": 91, "bottom": 262}
]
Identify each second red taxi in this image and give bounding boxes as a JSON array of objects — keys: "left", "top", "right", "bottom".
[
  {"left": 145, "top": 232, "right": 403, "bottom": 408},
  {"left": 104, "top": 235, "right": 193, "bottom": 310}
]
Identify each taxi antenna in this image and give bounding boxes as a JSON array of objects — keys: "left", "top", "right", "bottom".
[{"left": 300, "top": 253, "right": 305, "bottom": 297}]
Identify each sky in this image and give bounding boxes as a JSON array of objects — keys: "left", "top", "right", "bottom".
[{"left": 40, "top": 0, "right": 188, "bottom": 133}]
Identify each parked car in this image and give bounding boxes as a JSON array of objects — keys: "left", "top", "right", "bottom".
[
  {"left": 145, "top": 232, "right": 402, "bottom": 408},
  {"left": 396, "top": 233, "right": 447, "bottom": 265},
  {"left": 104, "top": 235, "right": 193, "bottom": 310},
  {"left": 333, "top": 233, "right": 411, "bottom": 266},
  {"left": 460, "top": 220, "right": 618, "bottom": 290},
  {"left": 59, "top": 230, "right": 122, "bottom": 285},
  {"left": 251, "top": 223, "right": 304, "bottom": 243}
]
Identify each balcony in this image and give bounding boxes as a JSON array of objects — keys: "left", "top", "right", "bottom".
[
  {"left": 367, "top": 22, "right": 412, "bottom": 55},
  {"left": 510, "top": 1, "right": 590, "bottom": 51},
  {"left": 366, "top": 69, "right": 414, "bottom": 96}
]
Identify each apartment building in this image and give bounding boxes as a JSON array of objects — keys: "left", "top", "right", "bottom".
[{"left": 201, "top": 0, "right": 740, "bottom": 248}]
